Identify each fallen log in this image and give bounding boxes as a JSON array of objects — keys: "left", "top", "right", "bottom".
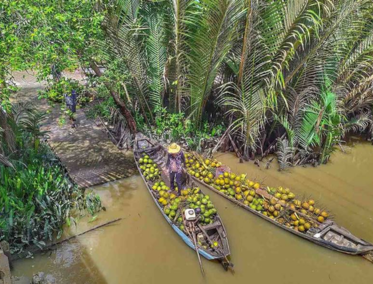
[{"left": 11, "top": 218, "right": 122, "bottom": 261}]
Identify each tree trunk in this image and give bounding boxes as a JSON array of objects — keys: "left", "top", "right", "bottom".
[
  {"left": 89, "top": 61, "right": 137, "bottom": 134},
  {"left": 0, "top": 73, "right": 16, "bottom": 152}
]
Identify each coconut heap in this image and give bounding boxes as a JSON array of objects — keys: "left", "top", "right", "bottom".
[
  {"left": 185, "top": 155, "right": 222, "bottom": 184},
  {"left": 185, "top": 153, "right": 330, "bottom": 235},
  {"left": 138, "top": 155, "right": 161, "bottom": 181},
  {"left": 138, "top": 153, "right": 219, "bottom": 235}
]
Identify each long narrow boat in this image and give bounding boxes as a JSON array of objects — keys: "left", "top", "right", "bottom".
[
  {"left": 187, "top": 154, "right": 373, "bottom": 263},
  {"left": 134, "top": 134, "right": 232, "bottom": 268}
]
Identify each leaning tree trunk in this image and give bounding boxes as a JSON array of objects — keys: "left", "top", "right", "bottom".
[
  {"left": 0, "top": 74, "right": 16, "bottom": 153},
  {"left": 89, "top": 61, "right": 137, "bottom": 134}
]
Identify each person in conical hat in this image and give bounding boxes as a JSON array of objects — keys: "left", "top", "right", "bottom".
[{"left": 166, "top": 143, "right": 186, "bottom": 196}]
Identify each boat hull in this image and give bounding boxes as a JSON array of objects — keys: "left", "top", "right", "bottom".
[
  {"left": 134, "top": 135, "right": 231, "bottom": 261},
  {"left": 191, "top": 176, "right": 373, "bottom": 259}
]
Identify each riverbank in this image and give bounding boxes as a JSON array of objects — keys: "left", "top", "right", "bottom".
[
  {"left": 11, "top": 142, "right": 373, "bottom": 284},
  {"left": 2, "top": 71, "right": 136, "bottom": 283}
]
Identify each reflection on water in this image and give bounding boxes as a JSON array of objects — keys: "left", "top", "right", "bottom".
[{"left": 13, "top": 143, "right": 373, "bottom": 284}]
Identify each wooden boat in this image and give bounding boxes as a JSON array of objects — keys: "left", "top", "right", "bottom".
[
  {"left": 188, "top": 157, "right": 373, "bottom": 263},
  {"left": 133, "top": 134, "right": 232, "bottom": 268}
]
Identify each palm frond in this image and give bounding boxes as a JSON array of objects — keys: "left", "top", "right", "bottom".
[
  {"left": 277, "top": 138, "right": 294, "bottom": 171},
  {"left": 171, "top": 0, "right": 192, "bottom": 112},
  {"left": 343, "top": 113, "right": 372, "bottom": 134},
  {"left": 102, "top": 0, "right": 154, "bottom": 121},
  {"left": 238, "top": 0, "right": 257, "bottom": 84},
  {"left": 187, "top": 0, "right": 245, "bottom": 128},
  {"left": 284, "top": 0, "right": 362, "bottom": 87},
  {"left": 218, "top": 80, "right": 266, "bottom": 155},
  {"left": 263, "top": 0, "right": 323, "bottom": 87},
  {"left": 145, "top": 10, "right": 168, "bottom": 110},
  {"left": 341, "top": 74, "right": 373, "bottom": 114}
]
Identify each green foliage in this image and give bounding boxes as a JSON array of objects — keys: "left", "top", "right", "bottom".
[
  {"left": 86, "top": 97, "right": 117, "bottom": 120},
  {"left": 0, "top": 104, "right": 101, "bottom": 254},
  {"left": 0, "top": 145, "right": 101, "bottom": 254},
  {"left": 299, "top": 90, "right": 343, "bottom": 163},
  {"left": 152, "top": 107, "right": 187, "bottom": 139},
  {"left": 144, "top": 107, "right": 224, "bottom": 150},
  {"left": 2, "top": 0, "right": 373, "bottom": 165},
  {"left": 39, "top": 78, "right": 82, "bottom": 103},
  {"left": 144, "top": 4, "right": 168, "bottom": 111},
  {"left": 187, "top": 0, "right": 245, "bottom": 128}
]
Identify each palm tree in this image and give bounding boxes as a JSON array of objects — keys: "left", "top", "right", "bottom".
[
  {"left": 219, "top": 0, "right": 325, "bottom": 158},
  {"left": 89, "top": 0, "right": 373, "bottom": 161},
  {"left": 186, "top": 0, "right": 245, "bottom": 128}
]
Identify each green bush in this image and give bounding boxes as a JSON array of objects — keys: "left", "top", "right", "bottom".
[
  {"left": 0, "top": 104, "right": 101, "bottom": 255},
  {"left": 0, "top": 145, "right": 102, "bottom": 254},
  {"left": 85, "top": 96, "right": 117, "bottom": 120},
  {"left": 39, "top": 78, "right": 87, "bottom": 104},
  {"left": 143, "top": 107, "right": 225, "bottom": 150}
]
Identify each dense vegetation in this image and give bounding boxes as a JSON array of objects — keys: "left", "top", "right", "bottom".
[
  {"left": 1, "top": 0, "right": 373, "bottom": 258},
  {"left": 88, "top": 0, "right": 373, "bottom": 167},
  {"left": 0, "top": 103, "right": 101, "bottom": 254},
  {"left": 2, "top": 0, "right": 373, "bottom": 168}
]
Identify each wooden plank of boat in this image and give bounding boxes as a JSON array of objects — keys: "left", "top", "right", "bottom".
[
  {"left": 188, "top": 158, "right": 373, "bottom": 263},
  {"left": 133, "top": 134, "right": 232, "bottom": 267}
]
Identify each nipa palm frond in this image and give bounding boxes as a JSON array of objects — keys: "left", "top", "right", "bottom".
[
  {"left": 335, "top": 3, "right": 373, "bottom": 85},
  {"left": 276, "top": 138, "right": 294, "bottom": 171},
  {"left": 284, "top": 0, "right": 361, "bottom": 88},
  {"left": 103, "top": 0, "right": 154, "bottom": 120},
  {"left": 187, "top": 0, "right": 245, "bottom": 128},
  {"left": 261, "top": 0, "right": 323, "bottom": 88},
  {"left": 171, "top": 0, "right": 192, "bottom": 112},
  {"left": 145, "top": 11, "right": 168, "bottom": 111},
  {"left": 218, "top": 80, "right": 266, "bottom": 155},
  {"left": 342, "top": 74, "right": 373, "bottom": 114},
  {"left": 343, "top": 112, "right": 372, "bottom": 134}
]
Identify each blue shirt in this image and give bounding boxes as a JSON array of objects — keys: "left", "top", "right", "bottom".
[{"left": 64, "top": 90, "right": 77, "bottom": 106}]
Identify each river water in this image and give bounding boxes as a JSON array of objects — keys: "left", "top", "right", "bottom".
[{"left": 12, "top": 141, "right": 373, "bottom": 283}]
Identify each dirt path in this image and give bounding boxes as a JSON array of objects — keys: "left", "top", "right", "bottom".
[{"left": 12, "top": 71, "right": 135, "bottom": 188}]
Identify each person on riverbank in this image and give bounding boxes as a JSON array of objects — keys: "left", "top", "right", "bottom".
[
  {"left": 64, "top": 89, "right": 77, "bottom": 128},
  {"left": 166, "top": 143, "right": 186, "bottom": 196}
]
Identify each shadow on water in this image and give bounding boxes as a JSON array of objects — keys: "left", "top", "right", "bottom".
[
  {"left": 12, "top": 238, "right": 108, "bottom": 284},
  {"left": 12, "top": 177, "right": 140, "bottom": 284}
]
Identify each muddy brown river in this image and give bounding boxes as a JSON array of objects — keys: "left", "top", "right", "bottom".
[{"left": 12, "top": 141, "right": 373, "bottom": 283}]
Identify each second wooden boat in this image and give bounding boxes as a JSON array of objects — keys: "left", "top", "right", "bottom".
[{"left": 186, "top": 153, "right": 373, "bottom": 263}]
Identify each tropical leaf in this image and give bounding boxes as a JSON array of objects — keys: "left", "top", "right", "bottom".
[
  {"left": 170, "top": 0, "right": 192, "bottom": 112},
  {"left": 145, "top": 8, "right": 168, "bottom": 110},
  {"left": 277, "top": 138, "right": 294, "bottom": 171},
  {"left": 102, "top": 0, "right": 154, "bottom": 121},
  {"left": 187, "top": 0, "right": 245, "bottom": 128},
  {"left": 343, "top": 113, "right": 372, "bottom": 134},
  {"left": 218, "top": 81, "right": 266, "bottom": 155}
]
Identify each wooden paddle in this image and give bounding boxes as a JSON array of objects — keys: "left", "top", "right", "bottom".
[
  {"left": 182, "top": 211, "right": 205, "bottom": 276},
  {"left": 197, "top": 224, "right": 233, "bottom": 270},
  {"left": 190, "top": 220, "right": 205, "bottom": 276}
]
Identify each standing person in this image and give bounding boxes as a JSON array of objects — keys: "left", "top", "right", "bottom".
[
  {"left": 64, "top": 89, "right": 77, "bottom": 128},
  {"left": 166, "top": 143, "right": 186, "bottom": 196}
]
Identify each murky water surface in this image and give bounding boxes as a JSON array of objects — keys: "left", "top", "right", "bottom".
[{"left": 13, "top": 142, "right": 373, "bottom": 283}]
